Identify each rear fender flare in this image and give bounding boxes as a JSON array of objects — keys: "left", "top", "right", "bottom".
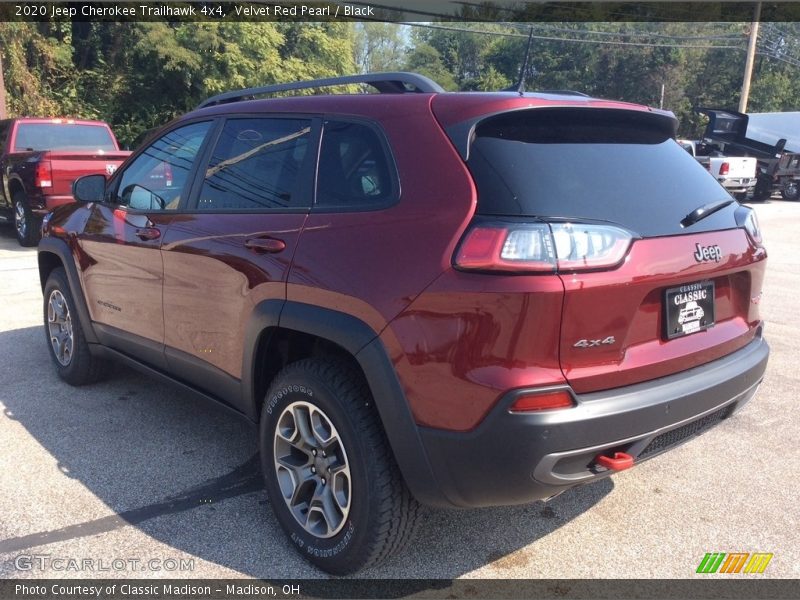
[
  {"left": 242, "top": 300, "right": 446, "bottom": 506},
  {"left": 6, "top": 174, "right": 25, "bottom": 203}
]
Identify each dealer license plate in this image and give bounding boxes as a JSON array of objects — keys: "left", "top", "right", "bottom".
[{"left": 664, "top": 281, "right": 715, "bottom": 340}]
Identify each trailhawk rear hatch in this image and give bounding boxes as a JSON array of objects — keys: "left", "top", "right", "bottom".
[{"left": 442, "top": 102, "right": 767, "bottom": 394}]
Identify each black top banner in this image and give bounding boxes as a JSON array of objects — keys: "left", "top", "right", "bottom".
[{"left": 0, "top": 1, "right": 797, "bottom": 23}]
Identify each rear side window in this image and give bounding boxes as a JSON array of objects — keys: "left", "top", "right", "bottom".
[
  {"left": 466, "top": 109, "right": 737, "bottom": 237},
  {"left": 13, "top": 123, "right": 117, "bottom": 152},
  {"left": 316, "top": 120, "right": 395, "bottom": 209},
  {"left": 197, "top": 118, "right": 311, "bottom": 211}
]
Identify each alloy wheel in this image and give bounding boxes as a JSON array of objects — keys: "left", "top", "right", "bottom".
[
  {"left": 273, "top": 401, "right": 352, "bottom": 538},
  {"left": 14, "top": 200, "right": 27, "bottom": 239},
  {"left": 47, "top": 289, "right": 74, "bottom": 366}
]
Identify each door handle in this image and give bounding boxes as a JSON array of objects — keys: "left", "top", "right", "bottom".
[
  {"left": 135, "top": 227, "right": 161, "bottom": 241},
  {"left": 244, "top": 237, "right": 286, "bottom": 253}
]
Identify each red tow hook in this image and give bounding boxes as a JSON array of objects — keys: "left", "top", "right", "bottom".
[{"left": 595, "top": 451, "right": 634, "bottom": 471}]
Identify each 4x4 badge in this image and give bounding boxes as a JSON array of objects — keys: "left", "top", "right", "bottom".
[
  {"left": 574, "top": 336, "right": 616, "bottom": 348},
  {"left": 694, "top": 243, "right": 722, "bottom": 262}
]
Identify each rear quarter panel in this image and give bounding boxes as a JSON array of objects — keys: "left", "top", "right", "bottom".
[{"left": 384, "top": 270, "right": 566, "bottom": 431}]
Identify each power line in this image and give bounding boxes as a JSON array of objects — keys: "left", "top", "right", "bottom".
[
  {"left": 758, "top": 24, "right": 800, "bottom": 68},
  {"left": 501, "top": 21, "right": 744, "bottom": 41},
  {"left": 399, "top": 17, "right": 800, "bottom": 69},
  {"left": 450, "top": 0, "right": 732, "bottom": 23},
  {"left": 759, "top": 50, "right": 800, "bottom": 69},
  {"left": 400, "top": 21, "right": 747, "bottom": 51}
]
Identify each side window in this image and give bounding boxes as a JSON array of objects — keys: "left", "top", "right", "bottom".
[
  {"left": 197, "top": 118, "right": 311, "bottom": 211},
  {"left": 316, "top": 120, "right": 395, "bottom": 208},
  {"left": 115, "top": 121, "right": 211, "bottom": 211}
]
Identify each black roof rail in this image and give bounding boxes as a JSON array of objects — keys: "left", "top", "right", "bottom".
[
  {"left": 197, "top": 72, "right": 445, "bottom": 109},
  {"left": 533, "top": 90, "right": 591, "bottom": 97}
]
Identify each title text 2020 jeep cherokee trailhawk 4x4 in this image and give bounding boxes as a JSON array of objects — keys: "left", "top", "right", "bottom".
[{"left": 38, "top": 73, "right": 769, "bottom": 574}]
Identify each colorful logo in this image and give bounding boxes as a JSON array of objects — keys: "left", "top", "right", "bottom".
[{"left": 696, "top": 552, "right": 773, "bottom": 574}]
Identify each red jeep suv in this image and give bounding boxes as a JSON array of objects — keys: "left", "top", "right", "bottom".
[{"left": 38, "top": 73, "right": 769, "bottom": 574}]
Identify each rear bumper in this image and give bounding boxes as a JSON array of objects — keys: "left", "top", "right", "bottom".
[
  {"left": 719, "top": 178, "right": 757, "bottom": 193},
  {"left": 418, "top": 334, "right": 769, "bottom": 507}
]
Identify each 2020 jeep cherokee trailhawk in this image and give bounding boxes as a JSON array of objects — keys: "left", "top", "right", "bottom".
[{"left": 38, "top": 73, "right": 769, "bottom": 574}]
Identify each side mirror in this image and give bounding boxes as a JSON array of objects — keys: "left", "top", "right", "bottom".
[
  {"left": 127, "top": 184, "right": 165, "bottom": 211},
  {"left": 73, "top": 174, "right": 106, "bottom": 203}
]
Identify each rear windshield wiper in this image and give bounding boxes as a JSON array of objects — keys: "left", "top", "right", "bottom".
[{"left": 680, "top": 199, "right": 734, "bottom": 228}]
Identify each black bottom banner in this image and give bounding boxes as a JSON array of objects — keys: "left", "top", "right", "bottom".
[{"left": 0, "top": 579, "right": 797, "bottom": 600}]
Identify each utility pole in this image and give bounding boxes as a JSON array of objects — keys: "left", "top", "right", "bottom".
[
  {"left": 739, "top": 1, "right": 762, "bottom": 114},
  {"left": 0, "top": 53, "right": 7, "bottom": 119}
]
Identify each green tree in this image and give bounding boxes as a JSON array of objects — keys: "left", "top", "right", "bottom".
[
  {"left": 0, "top": 23, "right": 77, "bottom": 117},
  {"left": 405, "top": 43, "right": 458, "bottom": 90},
  {"left": 354, "top": 23, "right": 407, "bottom": 73},
  {"left": 278, "top": 22, "right": 355, "bottom": 82}
]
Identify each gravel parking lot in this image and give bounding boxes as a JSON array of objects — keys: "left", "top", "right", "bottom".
[{"left": 0, "top": 200, "right": 798, "bottom": 581}]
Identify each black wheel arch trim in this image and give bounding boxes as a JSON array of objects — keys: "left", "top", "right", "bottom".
[
  {"left": 38, "top": 237, "right": 98, "bottom": 344},
  {"left": 243, "top": 299, "right": 449, "bottom": 507},
  {"left": 7, "top": 174, "right": 26, "bottom": 199}
]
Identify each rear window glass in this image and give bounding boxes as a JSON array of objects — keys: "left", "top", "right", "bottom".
[
  {"left": 466, "top": 109, "right": 737, "bottom": 237},
  {"left": 13, "top": 123, "right": 116, "bottom": 152}
]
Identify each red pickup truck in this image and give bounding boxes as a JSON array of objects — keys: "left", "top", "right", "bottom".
[{"left": 0, "top": 118, "right": 131, "bottom": 246}]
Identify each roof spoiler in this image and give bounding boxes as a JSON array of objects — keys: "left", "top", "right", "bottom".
[{"left": 446, "top": 106, "right": 678, "bottom": 161}]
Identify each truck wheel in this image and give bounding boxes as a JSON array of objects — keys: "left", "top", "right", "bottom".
[
  {"left": 43, "top": 267, "right": 108, "bottom": 385},
  {"left": 260, "top": 358, "right": 419, "bottom": 575},
  {"left": 13, "top": 191, "right": 40, "bottom": 247},
  {"left": 781, "top": 181, "right": 799, "bottom": 201},
  {"left": 752, "top": 179, "right": 772, "bottom": 202}
]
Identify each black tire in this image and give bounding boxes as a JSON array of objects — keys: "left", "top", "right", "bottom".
[
  {"left": 260, "top": 357, "right": 419, "bottom": 575},
  {"left": 752, "top": 177, "right": 772, "bottom": 202},
  {"left": 43, "top": 267, "right": 108, "bottom": 385},
  {"left": 13, "top": 190, "right": 40, "bottom": 247},
  {"left": 781, "top": 181, "right": 799, "bottom": 201},
  {"left": 734, "top": 192, "right": 748, "bottom": 202}
]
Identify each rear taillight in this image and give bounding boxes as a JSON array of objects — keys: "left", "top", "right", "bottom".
[
  {"left": 509, "top": 390, "right": 575, "bottom": 412},
  {"left": 551, "top": 223, "right": 634, "bottom": 271},
  {"left": 35, "top": 161, "right": 53, "bottom": 188},
  {"left": 455, "top": 220, "right": 634, "bottom": 273},
  {"left": 719, "top": 162, "right": 730, "bottom": 176},
  {"left": 456, "top": 223, "right": 555, "bottom": 272}
]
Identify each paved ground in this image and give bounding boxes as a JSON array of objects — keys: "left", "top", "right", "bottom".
[{"left": 0, "top": 200, "right": 798, "bottom": 581}]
